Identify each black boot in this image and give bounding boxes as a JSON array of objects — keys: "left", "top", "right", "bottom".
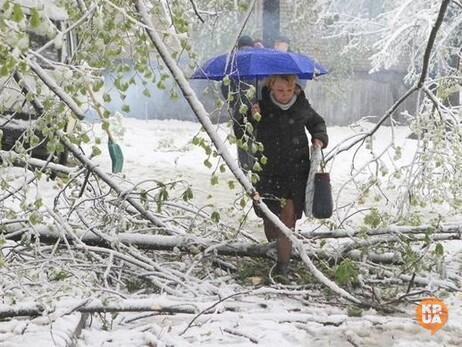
[
  {"left": 273, "top": 262, "right": 289, "bottom": 283},
  {"left": 275, "top": 262, "right": 289, "bottom": 276}
]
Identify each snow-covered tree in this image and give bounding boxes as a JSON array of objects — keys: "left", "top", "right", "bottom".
[{"left": 0, "top": 1, "right": 460, "bottom": 344}]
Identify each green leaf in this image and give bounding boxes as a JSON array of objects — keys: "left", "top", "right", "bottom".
[
  {"left": 46, "top": 141, "right": 57, "bottom": 153},
  {"left": 211, "top": 211, "right": 220, "bottom": 223},
  {"left": 335, "top": 259, "right": 358, "bottom": 286},
  {"left": 192, "top": 136, "right": 201, "bottom": 145},
  {"left": 92, "top": 145, "right": 102, "bottom": 156},
  {"left": 245, "top": 122, "right": 254, "bottom": 134},
  {"left": 182, "top": 187, "right": 193, "bottom": 201},
  {"left": 56, "top": 142, "right": 64, "bottom": 153},
  {"left": 28, "top": 211, "right": 43, "bottom": 225},
  {"left": 29, "top": 134, "right": 40, "bottom": 146},
  {"left": 2, "top": 0, "right": 10, "bottom": 11},
  {"left": 121, "top": 104, "right": 130, "bottom": 113},
  {"left": 227, "top": 180, "right": 235, "bottom": 190},
  {"left": 12, "top": 4, "right": 24, "bottom": 22},
  {"left": 142, "top": 88, "right": 151, "bottom": 97},
  {"left": 363, "top": 208, "right": 381, "bottom": 228},
  {"left": 252, "top": 162, "right": 262, "bottom": 172},
  {"left": 211, "top": 175, "right": 219, "bottom": 185},
  {"left": 103, "top": 93, "right": 112, "bottom": 103},
  {"left": 245, "top": 87, "right": 256, "bottom": 100},
  {"left": 347, "top": 305, "right": 363, "bottom": 317},
  {"left": 93, "top": 80, "right": 104, "bottom": 92},
  {"left": 203, "top": 159, "right": 212, "bottom": 169},
  {"left": 34, "top": 198, "right": 43, "bottom": 209},
  {"left": 156, "top": 80, "right": 166, "bottom": 90},
  {"left": 81, "top": 133, "right": 90, "bottom": 143},
  {"left": 51, "top": 270, "right": 71, "bottom": 281},
  {"left": 170, "top": 88, "right": 179, "bottom": 101},
  {"left": 239, "top": 103, "right": 248, "bottom": 115},
  {"left": 160, "top": 188, "right": 169, "bottom": 201},
  {"left": 30, "top": 8, "right": 41, "bottom": 28},
  {"left": 434, "top": 243, "right": 444, "bottom": 257}
]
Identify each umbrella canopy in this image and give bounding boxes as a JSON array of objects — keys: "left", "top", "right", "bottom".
[{"left": 191, "top": 48, "right": 328, "bottom": 81}]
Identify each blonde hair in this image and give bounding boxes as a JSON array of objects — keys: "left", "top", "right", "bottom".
[{"left": 265, "top": 75, "right": 298, "bottom": 89}]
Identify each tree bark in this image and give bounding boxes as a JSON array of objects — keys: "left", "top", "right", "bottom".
[
  {"left": 0, "top": 150, "right": 74, "bottom": 175},
  {"left": 0, "top": 304, "right": 45, "bottom": 319},
  {"left": 0, "top": 298, "right": 230, "bottom": 318},
  {"left": 2, "top": 223, "right": 408, "bottom": 265},
  {"left": 300, "top": 224, "right": 462, "bottom": 239}
]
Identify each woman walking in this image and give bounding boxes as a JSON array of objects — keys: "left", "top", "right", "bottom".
[{"left": 234, "top": 75, "right": 328, "bottom": 279}]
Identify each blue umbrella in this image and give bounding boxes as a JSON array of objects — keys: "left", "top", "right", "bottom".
[{"left": 191, "top": 48, "right": 328, "bottom": 81}]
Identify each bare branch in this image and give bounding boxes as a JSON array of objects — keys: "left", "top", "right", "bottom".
[
  {"left": 453, "top": 0, "right": 462, "bottom": 10},
  {"left": 326, "top": 86, "right": 417, "bottom": 162},
  {"left": 417, "top": 0, "right": 451, "bottom": 88},
  {"left": 326, "top": 0, "right": 451, "bottom": 163},
  {"left": 13, "top": 59, "right": 182, "bottom": 233},
  {"left": 189, "top": 0, "right": 205, "bottom": 23}
]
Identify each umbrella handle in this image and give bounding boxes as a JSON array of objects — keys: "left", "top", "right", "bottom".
[{"left": 256, "top": 79, "right": 261, "bottom": 101}]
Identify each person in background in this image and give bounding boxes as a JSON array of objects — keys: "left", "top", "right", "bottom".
[
  {"left": 236, "top": 35, "right": 255, "bottom": 50},
  {"left": 236, "top": 75, "right": 328, "bottom": 280},
  {"left": 253, "top": 38, "right": 264, "bottom": 48},
  {"left": 273, "top": 35, "right": 291, "bottom": 52}
]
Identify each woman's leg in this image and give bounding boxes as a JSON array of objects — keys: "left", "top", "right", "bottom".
[
  {"left": 277, "top": 199, "right": 296, "bottom": 266},
  {"left": 262, "top": 199, "right": 296, "bottom": 266},
  {"left": 263, "top": 219, "right": 278, "bottom": 241}
]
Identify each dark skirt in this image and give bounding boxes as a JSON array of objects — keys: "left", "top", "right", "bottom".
[{"left": 253, "top": 173, "right": 308, "bottom": 220}]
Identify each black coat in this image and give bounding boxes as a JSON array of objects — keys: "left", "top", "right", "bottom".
[{"left": 234, "top": 86, "right": 328, "bottom": 178}]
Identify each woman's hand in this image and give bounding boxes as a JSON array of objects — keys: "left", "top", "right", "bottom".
[
  {"left": 251, "top": 103, "right": 261, "bottom": 116},
  {"left": 312, "top": 138, "right": 323, "bottom": 149}
]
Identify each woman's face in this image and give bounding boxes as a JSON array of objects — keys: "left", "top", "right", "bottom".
[{"left": 270, "top": 79, "right": 295, "bottom": 104}]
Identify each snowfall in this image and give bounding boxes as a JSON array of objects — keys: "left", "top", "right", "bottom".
[{"left": 1, "top": 116, "right": 461, "bottom": 347}]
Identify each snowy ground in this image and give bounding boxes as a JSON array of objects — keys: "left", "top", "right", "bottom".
[{"left": 1, "top": 118, "right": 461, "bottom": 346}]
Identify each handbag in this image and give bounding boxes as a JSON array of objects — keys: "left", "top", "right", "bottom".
[{"left": 311, "top": 152, "right": 333, "bottom": 219}]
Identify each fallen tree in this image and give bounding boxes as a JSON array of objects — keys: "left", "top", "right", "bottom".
[{"left": 0, "top": 0, "right": 459, "bottom": 321}]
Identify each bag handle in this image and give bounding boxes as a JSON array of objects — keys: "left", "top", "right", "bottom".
[{"left": 319, "top": 149, "right": 327, "bottom": 173}]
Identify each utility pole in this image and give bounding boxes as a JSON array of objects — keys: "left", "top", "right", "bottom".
[{"left": 262, "top": 0, "right": 280, "bottom": 48}]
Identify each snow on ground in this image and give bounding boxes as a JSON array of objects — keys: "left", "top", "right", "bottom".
[
  {"left": 80, "top": 118, "right": 462, "bottom": 346},
  {"left": 1, "top": 118, "right": 461, "bottom": 346}
]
